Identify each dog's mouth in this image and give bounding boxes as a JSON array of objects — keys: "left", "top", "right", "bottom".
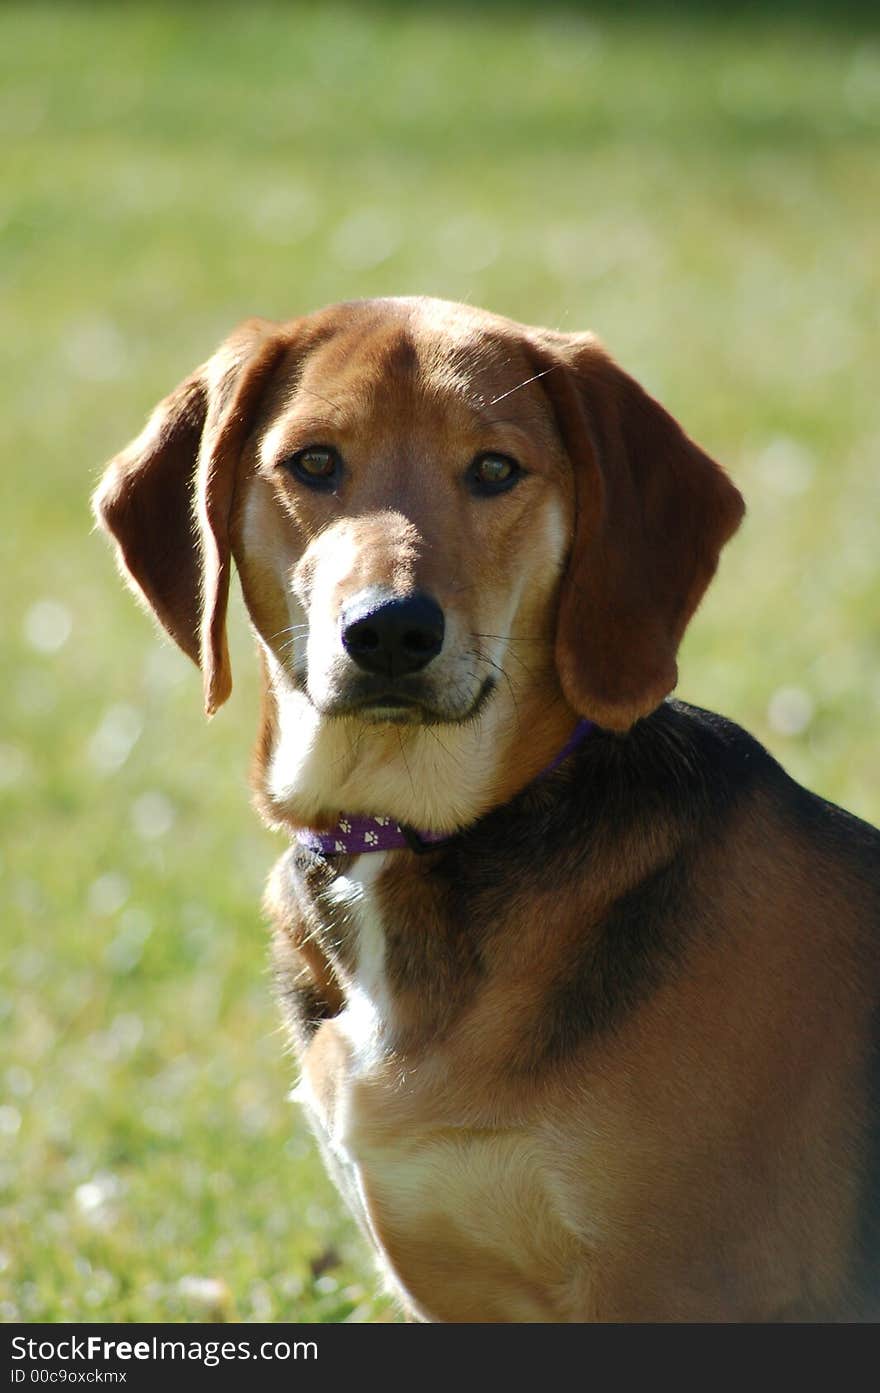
[
  {"left": 317, "top": 676, "right": 496, "bottom": 727},
  {"left": 356, "top": 692, "right": 425, "bottom": 725}
]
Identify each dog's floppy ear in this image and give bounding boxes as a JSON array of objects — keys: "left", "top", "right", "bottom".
[
  {"left": 93, "top": 318, "right": 285, "bottom": 715},
  {"left": 536, "top": 333, "right": 744, "bottom": 731}
]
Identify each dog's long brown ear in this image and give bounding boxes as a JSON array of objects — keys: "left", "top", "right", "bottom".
[
  {"left": 537, "top": 333, "right": 744, "bottom": 731},
  {"left": 93, "top": 319, "right": 284, "bottom": 715}
]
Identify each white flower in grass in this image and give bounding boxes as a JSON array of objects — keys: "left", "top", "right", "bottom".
[
  {"left": 74, "top": 1173, "right": 123, "bottom": 1227},
  {"left": 177, "top": 1276, "right": 230, "bottom": 1311}
]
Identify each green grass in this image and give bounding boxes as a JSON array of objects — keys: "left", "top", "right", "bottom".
[{"left": 2, "top": 0, "right": 879, "bottom": 1323}]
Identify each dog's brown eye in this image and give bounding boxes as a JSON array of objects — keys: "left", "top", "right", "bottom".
[
  {"left": 468, "top": 453, "right": 522, "bottom": 496},
  {"left": 284, "top": 446, "right": 341, "bottom": 491}
]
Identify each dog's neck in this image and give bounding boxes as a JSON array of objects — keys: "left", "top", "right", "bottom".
[
  {"left": 295, "top": 718, "right": 594, "bottom": 855},
  {"left": 254, "top": 647, "right": 586, "bottom": 839}
]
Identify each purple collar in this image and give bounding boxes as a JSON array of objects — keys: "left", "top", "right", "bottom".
[{"left": 296, "top": 718, "right": 593, "bottom": 857}]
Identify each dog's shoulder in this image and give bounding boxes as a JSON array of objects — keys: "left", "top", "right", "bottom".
[{"left": 645, "top": 699, "right": 880, "bottom": 884}]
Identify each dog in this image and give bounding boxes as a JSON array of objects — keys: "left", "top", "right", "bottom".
[{"left": 93, "top": 297, "right": 880, "bottom": 1321}]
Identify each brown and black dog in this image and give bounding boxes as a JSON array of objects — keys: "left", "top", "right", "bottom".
[{"left": 94, "top": 297, "right": 880, "bottom": 1321}]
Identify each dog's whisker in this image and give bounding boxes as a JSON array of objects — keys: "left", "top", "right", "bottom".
[
  {"left": 269, "top": 622, "right": 310, "bottom": 640},
  {"left": 500, "top": 648, "right": 540, "bottom": 681},
  {"left": 296, "top": 385, "right": 346, "bottom": 414},
  {"left": 423, "top": 723, "right": 466, "bottom": 773},
  {"left": 470, "top": 650, "right": 521, "bottom": 733},
  {"left": 470, "top": 631, "right": 546, "bottom": 644},
  {"left": 468, "top": 637, "right": 541, "bottom": 686},
  {"left": 485, "top": 364, "right": 563, "bottom": 408},
  {"left": 395, "top": 729, "right": 416, "bottom": 808}
]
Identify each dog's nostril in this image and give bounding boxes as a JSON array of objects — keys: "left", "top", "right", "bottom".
[
  {"left": 341, "top": 593, "right": 445, "bottom": 677},
  {"left": 403, "top": 628, "right": 437, "bottom": 654},
  {"left": 348, "top": 624, "right": 381, "bottom": 652}
]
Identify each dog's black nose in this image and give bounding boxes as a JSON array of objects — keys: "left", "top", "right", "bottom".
[{"left": 340, "top": 592, "right": 445, "bottom": 677}]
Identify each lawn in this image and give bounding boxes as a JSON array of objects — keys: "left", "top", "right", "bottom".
[{"left": 2, "top": 0, "right": 879, "bottom": 1323}]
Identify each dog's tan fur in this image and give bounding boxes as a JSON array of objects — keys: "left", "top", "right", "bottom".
[{"left": 94, "top": 297, "right": 880, "bottom": 1321}]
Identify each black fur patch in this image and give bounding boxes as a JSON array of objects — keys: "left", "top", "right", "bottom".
[
  {"left": 433, "top": 701, "right": 776, "bottom": 1067},
  {"left": 532, "top": 851, "right": 693, "bottom": 1069},
  {"left": 276, "top": 977, "right": 335, "bottom": 1049}
]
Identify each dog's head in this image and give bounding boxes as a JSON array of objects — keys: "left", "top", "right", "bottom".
[{"left": 94, "top": 298, "right": 743, "bottom": 833}]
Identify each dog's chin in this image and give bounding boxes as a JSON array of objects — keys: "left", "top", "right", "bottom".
[
  {"left": 311, "top": 676, "right": 496, "bottom": 729},
  {"left": 352, "top": 699, "right": 427, "bottom": 727}
]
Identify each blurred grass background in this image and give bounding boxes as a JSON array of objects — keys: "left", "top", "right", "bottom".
[{"left": 2, "top": 0, "right": 879, "bottom": 1323}]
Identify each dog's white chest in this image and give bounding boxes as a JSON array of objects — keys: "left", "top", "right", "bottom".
[
  {"left": 293, "top": 856, "right": 396, "bottom": 1241},
  {"left": 324, "top": 855, "right": 390, "bottom": 1068}
]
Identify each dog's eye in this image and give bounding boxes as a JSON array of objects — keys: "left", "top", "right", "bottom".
[
  {"left": 284, "top": 446, "right": 341, "bottom": 491},
  {"left": 468, "top": 453, "right": 522, "bottom": 496}
]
